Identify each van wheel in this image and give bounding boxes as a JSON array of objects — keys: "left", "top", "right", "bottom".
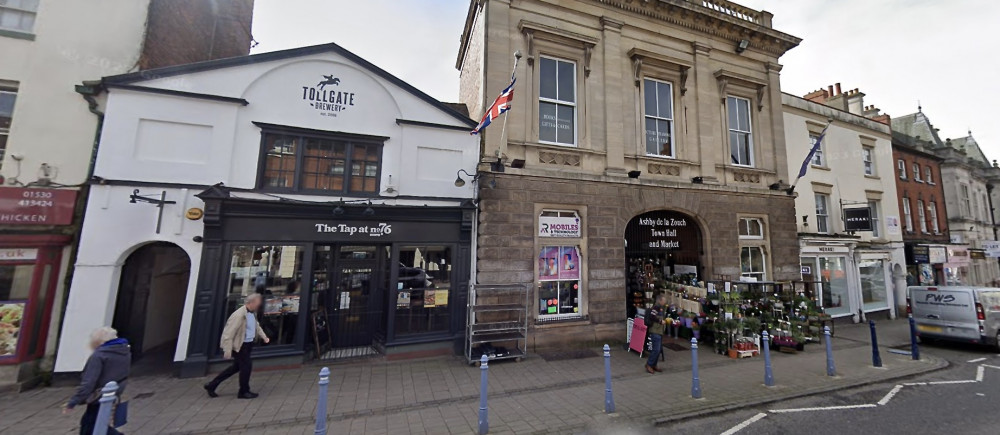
[{"left": 917, "top": 336, "right": 933, "bottom": 345}]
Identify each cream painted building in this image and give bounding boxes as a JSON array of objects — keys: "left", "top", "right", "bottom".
[
  {"left": 457, "top": 0, "right": 802, "bottom": 347},
  {"left": 0, "top": 0, "right": 253, "bottom": 389},
  {"left": 783, "top": 90, "right": 904, "bottom": 321}
]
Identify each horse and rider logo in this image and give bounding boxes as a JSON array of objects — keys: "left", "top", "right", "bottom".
[{"left": 318, "top": 75, "right": 340, "bottom": 90}]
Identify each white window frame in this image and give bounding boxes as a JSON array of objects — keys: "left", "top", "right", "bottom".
[
  {"left": 929, "top": 201, "right": 940, "bottom": 234},
  {"left": 738, "top": 217, "right": 764, "bottom": 240},
  {"left": 740, "top": 246, "right": 767, "bottom": 281},
  {"left": 0, "top": 0, "right": 38, "bottom": 35},
  {"left": 0, "top": 86, "right": 16, "bottom": 165},
  {"left": 913, "top": 163, "right": 922, "bottom": 182},
  {"left": 925, "top": 167, "right": 934, "bottom": 184},
  {"left": 868, "top": 200, "right": 881, "bottom": 238},
  {"left": 862, "top": 146, "right": 875, "bottom": 176},
  {"left": 643, "top": 78, "right": 675, "bottom": 158},
  {"left": 810, "top": 134, "right": 824, "bottom": 167},
  {"left": 726, "top": 96, "right": 754, "bottom": 167},
  {"left": 897, "top": 159, "right": 906, "bottom": 179},
  {"left": 815, "top": 193, "right": 830, "bottom": 234},
  {"left": 538, "top": 56, "right": 577, "bottom": 147},
  {"left": 917, "top": 199, "right": 927, "bottom": 233},
  {"left": 903, "top": 198, "right": 913, "bottom": 232},
  {"left": 960, "top": 184, "right": 971, "bottom": 216}
]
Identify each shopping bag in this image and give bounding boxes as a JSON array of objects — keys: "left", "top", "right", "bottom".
[{"left": 113, "top": 400, "right": 128, "bottom": 428}]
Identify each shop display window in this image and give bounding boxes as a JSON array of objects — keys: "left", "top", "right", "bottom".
[
  {"left": 818, "top": 257, "right": 850, "bottom": 316},
  {"left": 537, "top": 246, "right": 580, "bottom": 318},
  {"left": 226, "top": 245, "right": 304, "bottom": 348},
  {"left": 395, "top": 246, "right": 451, "bottom": 336},
  {"left": 859, "top": 259, "right": 888, "bottom": 311},
  {"left": 0, "top": 263, "right": 32, "bottom": 359}
]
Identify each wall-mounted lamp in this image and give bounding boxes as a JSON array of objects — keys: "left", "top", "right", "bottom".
[
  {"left": 736, "top": 39, "right": 750, "bottom": 54},
  {"left": 333, "top": 206, "right": 345, "bottom": 215},
  {"left": 363, "top": 206, "right": 375, "bottom": 216},
  {"left": 455, "top": 169, "right": 496, "bottom": 188},
  {"left": 691, "top": 176, "right": 703, "bottom": 184},
  {"left": 802, "top": 215, "right": 809, "bottom": 225},
  {"left": 628, "top": 170, "right": 642, "bottom": 179}
]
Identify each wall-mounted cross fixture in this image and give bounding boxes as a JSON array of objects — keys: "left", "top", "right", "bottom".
[{"left": 129, "top": 189, "right": 177, "bottom": 234}]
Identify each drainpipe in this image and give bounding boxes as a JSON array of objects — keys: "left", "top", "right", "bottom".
[
  {"left": 987, "top": 183, "right": 999, "bottom": 283},
  {"left": 74, "top": 81, "right": 105, "bottom": 180}
]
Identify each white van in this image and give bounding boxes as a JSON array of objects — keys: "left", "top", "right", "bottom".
[{"left": 907, "top": 286, "right": 1000, "bottom": 350}]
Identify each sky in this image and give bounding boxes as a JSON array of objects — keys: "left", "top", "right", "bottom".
[{"left": 251, "top": 0, "right": 1000, "bottom": 159}]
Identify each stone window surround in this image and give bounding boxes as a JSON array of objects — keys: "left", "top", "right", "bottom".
[
  {"left": 806, "top": 120, "right": 827, "bottom": 168},
  {"left": 533, "top": 204, "right": 589, "bottom": 323},
  {"left": 630, "top": 49, "right": 690, "bottom": 162},
  {"left": 737, "top": 214, "right": 772, "bottom": 280}
]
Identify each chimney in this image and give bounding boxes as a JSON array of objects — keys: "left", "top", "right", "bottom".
[
  {"left": 804, "top": 89, "right": 829, "bottom": 103},
  {"left": 828, "top": 85, "right": 834, "bottom": 96},
  {"left": 835, "top": 83, "right": 842, "bottom": 95},
  {"left": 846, "top": 88, "right": 865, "bottom": 116}
]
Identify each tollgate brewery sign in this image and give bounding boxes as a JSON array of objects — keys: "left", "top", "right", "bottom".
[{"left": 302, "top": 73, "right": 356, "bottom": 117}]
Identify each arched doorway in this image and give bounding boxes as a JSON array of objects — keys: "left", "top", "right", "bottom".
[
  {"left": 112, "top": 243, "right": 191, "bottom": 366},
  {"left": 624, "top": 210, "right": 703, "bottom": 318}
]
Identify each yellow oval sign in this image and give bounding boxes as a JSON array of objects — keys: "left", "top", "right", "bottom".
[{"left": 185, "top": 208, "right": 204, "bottom": 220}]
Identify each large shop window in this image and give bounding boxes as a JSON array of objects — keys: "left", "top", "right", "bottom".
[
  {"left": 260, "top": 132, "right": 381, "bottom": 195},
  {"left": 0, "top": 263, "right": 32, "bottom": 358},
  {"left": 538, "top": 56, "right": 576, "bottom": 145},
  {"left": 395, "top": 246, "right": 451, "bottom": 336},
  {"left": 225, "top": 245, "right": 304, "bottom": 348},
  {"left": 538, "top": 246, "right": 581, "bottom": 318},
  {"left": 726, "top": 96, "right": 754, "bottom": 167},
  {"left": 643, "top": 79, "right": 674, "bottom": 157},
  {"left": 859, "top": 259, "right": 889, "bottom": 311},
  {"left": 818, "top": 257, "right": 850, "bottom": 317}
]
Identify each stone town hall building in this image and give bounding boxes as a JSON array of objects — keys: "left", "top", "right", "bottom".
[{"left": 457, "top": 0, "right": 802, "bottom": 347}]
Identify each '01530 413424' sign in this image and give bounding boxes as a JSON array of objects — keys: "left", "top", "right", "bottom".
[{"left": 0, "top": 188, "right": 77, "bottom": 225}]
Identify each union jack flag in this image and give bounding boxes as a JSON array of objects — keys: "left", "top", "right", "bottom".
[{"left": 471, "top": 78, "right": 515, "bottom": 135}]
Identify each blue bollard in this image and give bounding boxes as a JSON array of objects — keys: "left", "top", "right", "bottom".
[
  {"left": 603, "top": 344, "right": 615, "bottom": 413},
  {"left": 314, "top": 367, "right": 330, "bottom": 435},
  {"left": 91, "top": 381, "right": 118, "bottom": 435},
  {"left": 762, "top": 331, "right": 774, "bottom": 386},
  {"left": 908, "top": 315, "right": 920, "bottom": 361},
  {"left": 690, "top": 337, "right": 702, "bottom": 399},
  {"left": 824, "top": 326, "right": 836, "bottom": 376},
  {"left": 869, "top": 320, "right": 883, "bottom": 368},
  {"left": 478, "top": 354, "right": 489, "bottom": 435}
]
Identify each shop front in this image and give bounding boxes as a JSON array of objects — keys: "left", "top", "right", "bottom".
[
  {"left": 800, "top": 241, "right": 898, "bottom": 320},
  {"left": 0, "top": 187, "right": 77, "bottom": 388},
  {"left": 625, "top": 210, "right": 704, "bottom": 319},
  {"left": 181, "top": 191, "right": 473, "bottom": 376}
]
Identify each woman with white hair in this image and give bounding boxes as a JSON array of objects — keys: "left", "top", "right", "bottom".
[{"left": 62, "top": 326, "right": 131, "bottom": 435}]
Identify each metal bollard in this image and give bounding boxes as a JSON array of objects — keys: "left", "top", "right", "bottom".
[
  {"left": 908, "top": 315, "right": 920, "bottom": 360},
  {"left": 824, "top": 326, "right": 836, "bottom": 377},
  {"left": 478, "top": 354, "right": 489, "bottom": 435},
  {"left": 91, "top": 381, "right": 118, "bottom": 435},
  {"left": 314, "top": 367, "right": 330, "bottom": 435},
  {"left": 690, "top": 337, "right": 702, "bottom": 399},
  {"left": 869, "top": 320, "right": 883, "bottom": 368},
  {"left": 762, "top": 331, "right": 774, "bottom": 386},
  {"left": 603, "top": 344, "right": 615, "bottom": 413}
]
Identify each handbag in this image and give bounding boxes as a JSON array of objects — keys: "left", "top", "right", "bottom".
[{"left": 113, "top": 399, "right": 128, "bottom": 428}]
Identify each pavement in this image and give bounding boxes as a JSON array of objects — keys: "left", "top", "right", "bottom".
[{"left": 0, "top": 319, "right": 945, "bottom": 434}]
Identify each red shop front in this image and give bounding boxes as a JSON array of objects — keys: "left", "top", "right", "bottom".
[{"left": 0, "top": 187, "right": 77, "bottom": 386}]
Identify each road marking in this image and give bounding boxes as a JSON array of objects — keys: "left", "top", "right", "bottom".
[
  {"left": 720, "top": 412, "right": 767, "bottom": 435},
  {"left": 976, "top": 365, "right": 985, "bottom": 382},
  {"left": 967, "top": 357, "right": 987, "bottom": 363},
  {"left": 976, "top": 393, "right": 986, "bottom": 397},
  {"left": 927, "top": 380, "right": 978, "bottom": 385},
  {"left": 903, "top": 382, "right": 927, "bottom": 386},
  {"left": 769, "top": 404, "right": 877, "bottom": 413},
  {"left": 878, "top": 385, "right": 904, "bottom": 405},
  {"left": 982, "top": 364, "right": 1000, "bottom": 370}
]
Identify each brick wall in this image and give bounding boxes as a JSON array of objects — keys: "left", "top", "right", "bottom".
[
  {"left": 477, "top": 174, "right": 799, "bottom": 347},
  {"left": 138, "top": 0, "right": 254, "bottom": 70},
  {"left": 892, "top": 146, "right": 949, "bottom": 243}
]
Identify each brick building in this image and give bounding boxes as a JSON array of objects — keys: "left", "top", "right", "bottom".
[
  {"left": 457, "top": 0, "right": 801, "bottom": 348},
  {"left": 891, "top": 135, "right": 950, "bottom": 285}
]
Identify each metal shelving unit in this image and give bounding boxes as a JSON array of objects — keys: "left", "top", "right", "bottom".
[{"left": 466, "top": 284, "right": 529, "bottom": 365}]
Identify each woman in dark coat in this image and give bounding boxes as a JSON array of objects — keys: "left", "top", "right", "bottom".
[{"left": 63, "top": 326, "right": 131, "bottom": 435}]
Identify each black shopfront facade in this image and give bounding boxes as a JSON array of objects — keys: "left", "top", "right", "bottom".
[{"left": 180, "top": 186, "right": 473, "bottom": 377}]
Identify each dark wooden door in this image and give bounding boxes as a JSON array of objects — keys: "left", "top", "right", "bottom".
[{"left": 113, "top": 245, "right": 157, "bottom": 360}]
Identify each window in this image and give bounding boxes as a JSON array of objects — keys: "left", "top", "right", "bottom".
[
  {"left": 982, "top": 193, "right": 990, "bottom": 222},
  {"left": 912, "top": 163, "right": 921, "bottom": 182},
  {"left": 903, "top": 198, "right": 913, "bottom": 232},
  {"left": 0, "top": 85, "right": 15, "bottom": 164},
  {"left": 868, "top": 200, "right": 880, "bottom": 238},
  {"left": 738, "top": 217, "right": 764, "bottom": 239},
  {"left": 727, "top": 96, "right": 753, "bottom": 166},
  {"left": 860, "top": 259, "right": 889, "bottom": 311},
  {"left": 259, "top": 131, "right": 381, "bottom": 195},
  {"left": 862, "top": 146, "right": 875, "bottom": 176},
  {"left": 539, "top": 57, "right": 576, "bottom": 145},
  {"left": 643, "top": 79, "right": 674, "bottom": 157},
  {"left": 917, "top": 199, "right": 927, "bottom": 233},
  {"left": 0, "top": 0, "right": 38, "bottom": 35},
  {"left": 897, "top": 159, "right": 906, "bottom": 179},
  {"left": 815, "top": 193, "right": 830, "bottom": 234},
  {"left": 396, "top": 246, "right": 451, "bottom": 336},
  {"left": 810, "top": 134, "right": 824, "bottom": 166},
  {"left": 225, "top": 245, "right": 304, "bottom": 349},
  {"left": 929, "top": 202, "right": 939, "bottom": 234},
  {"left": 972, "top": 194, "right": 980, "bottom": 222},
  {"left": 960, "top": 184, "right": 971, "bottom": 216},
  {"left": 740, "top": 247, "right": 767, "bottom": 281},
  {"left": 538, "top": 246, "right": 581, "bottom": 318},
  {"left": 925, "top": 167, "right": 934, "bottom": 184}
]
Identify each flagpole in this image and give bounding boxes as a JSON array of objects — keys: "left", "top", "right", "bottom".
[{"left": 496, "top": 51, "right": 521, "bottom": 162}]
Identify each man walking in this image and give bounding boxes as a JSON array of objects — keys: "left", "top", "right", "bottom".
[
  {"left": 204, "top": 294, "right": 269, "bottom": 399},
  {"left": 645, "top": 294, "right": 667, "bottom": 374}
]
